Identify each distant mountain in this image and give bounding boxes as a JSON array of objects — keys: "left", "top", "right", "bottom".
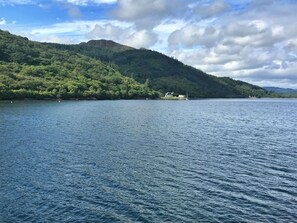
[
  {"left": 47, "top": 40, "right": 268, "bottom": 98},
  {"left": 264, "top": 87, "right": 297, "bottom": 93},
  {"left": 0, "top": 29, "right": 158, "bottom": 100}
]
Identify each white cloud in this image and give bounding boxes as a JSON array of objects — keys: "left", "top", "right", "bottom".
[
  {"left": 123, "top": 30, "right": 158, "bottom": 48},
  {"left": 0, "top": 18, "right": 6, "bottom": 25}
]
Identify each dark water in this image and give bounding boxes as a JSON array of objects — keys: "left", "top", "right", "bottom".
[{"left": 0, "top": 99, "right": 297, "bottom": 222}]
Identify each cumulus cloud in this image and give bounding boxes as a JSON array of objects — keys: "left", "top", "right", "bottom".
[{"left": 164, "top": 0, "right": 297, "bottom": 88}]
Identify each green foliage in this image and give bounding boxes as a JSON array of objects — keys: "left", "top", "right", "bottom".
[{"left": 0, "top": 30, "right": 159, "bottom": 100}]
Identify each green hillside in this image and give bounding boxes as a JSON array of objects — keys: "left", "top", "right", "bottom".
[
  {"left": 0, "top": 29, "right": 269, "bottom": 100},
  {"left": 0, "top": 30, "right": 159, "bottom": 100},
  {"left": 47, "top": 40, "right": 268, "bottom": 98}
]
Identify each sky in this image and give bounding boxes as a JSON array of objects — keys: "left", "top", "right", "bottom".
[{"left": 1, "top": 0, "right": 297, "bottom": 88}]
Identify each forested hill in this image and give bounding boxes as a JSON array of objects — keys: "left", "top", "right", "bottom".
[
  {"left": 0, "top": 30, "right": 159, "bottom": 100},
  {"left": 0, "top": 29, "right": 268, "bottom": 100},
  {"left": 47, "top": 39, "right": 268, "bottom": 98}
]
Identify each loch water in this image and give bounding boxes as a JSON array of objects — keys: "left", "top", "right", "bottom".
[{"left": 0, "top": 99, "right": 297, "bottom": 222}]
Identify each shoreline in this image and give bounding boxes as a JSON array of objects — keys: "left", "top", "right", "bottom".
[{"left": 1, "top": 97, "right": 297, "bottom": 103}]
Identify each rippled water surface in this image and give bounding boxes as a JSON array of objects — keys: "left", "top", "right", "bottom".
[{"left": 1, "top": 99, "right": 297, "bottom": 222}]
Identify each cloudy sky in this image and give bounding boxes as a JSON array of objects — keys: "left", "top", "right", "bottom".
[{"left": 1, "top": 0, "right": 297, "bottom": 88}]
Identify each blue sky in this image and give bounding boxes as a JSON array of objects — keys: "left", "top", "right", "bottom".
[{"left": 1, "top": 0, "right": 297, "bottom": 88}]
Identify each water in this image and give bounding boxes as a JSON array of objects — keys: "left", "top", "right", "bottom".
[{"left": 0, "top": 99, "right": 297, "bottom": 222}]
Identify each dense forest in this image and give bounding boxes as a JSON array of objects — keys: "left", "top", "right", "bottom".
[
  {"left": 1, "top": 29, "right": 290, "bottom": 100},
  {"left": 0, "top": 30, "right": 159, "bottom": 100}
]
